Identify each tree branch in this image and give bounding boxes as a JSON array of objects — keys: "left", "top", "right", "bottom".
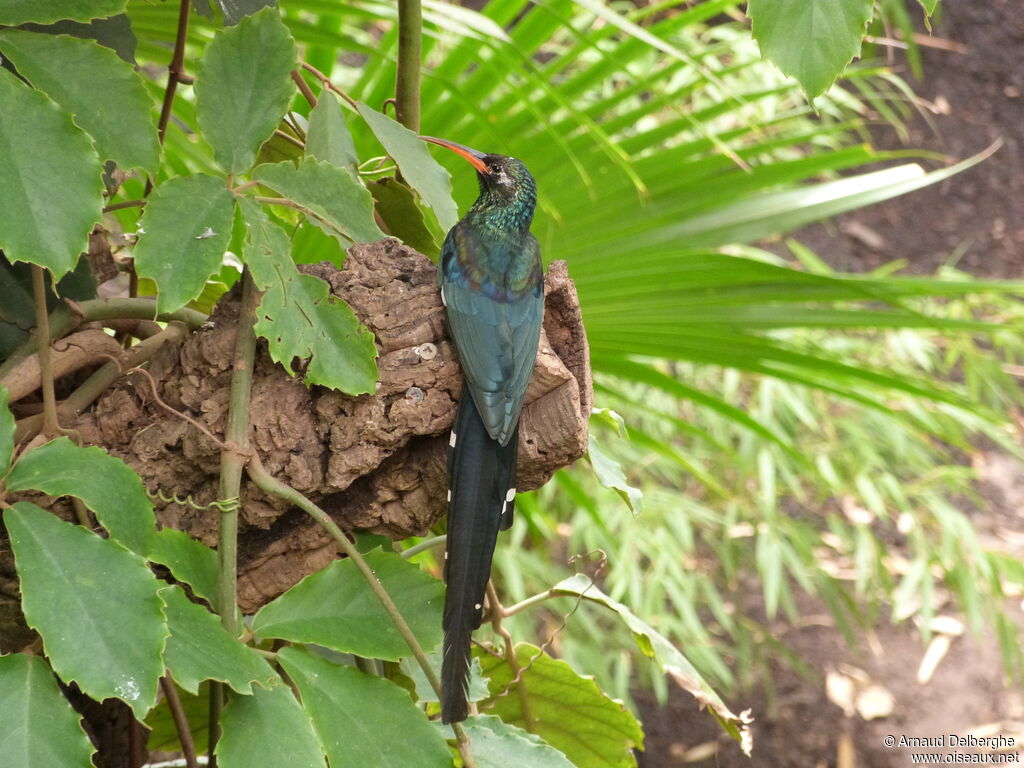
[{"left": 30, "top": 266, "right": 61, "bottom": 437}]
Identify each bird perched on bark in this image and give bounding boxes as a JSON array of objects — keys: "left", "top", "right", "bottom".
[{"left": 421, "top": 136, "right": 544, "bottom": 724}]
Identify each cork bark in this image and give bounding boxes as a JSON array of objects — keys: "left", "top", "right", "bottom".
[{"left": 53, "top": 239, "right": 593, "bottom": 612}]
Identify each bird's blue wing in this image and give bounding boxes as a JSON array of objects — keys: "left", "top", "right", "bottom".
[{"left": 440, "top": 224, "right": 543, "bottom": 446}]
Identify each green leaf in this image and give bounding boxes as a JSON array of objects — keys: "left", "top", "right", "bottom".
[
  {"left": 0, "top": 385, "right": 13, "bottom": 475},
  {"left": 0, "top": 653, "right": 95, "bottom": 767},
  {"left": 252, "top": 549, "right": 443, "bottom": 661},
  {"left": 253, "top": 160, "right": 384, "bottom": 244},
  {"left": 134, "top": 174, "right": 235, "bottom": 313},
  {"left": 551, "top": 574, "right": 752, "bottom": 753},
  {"left": 747, "top": 0, "right": 873, "bottom": 99},
  {"left": 0, "top": 0, "right": 127, "bottom": 25},
  {"left": 356, "top": 103, "right": 459, "bottom": 232},
  {"left": 18, "top": 14, "right": 137, "bottom": 63},
  {"left": 147, "top": 527, "right": 220, "bottom": 605},
  {"left": 917, "top": 0, "right": 939, "bottom": 16},
  {"left": 459, "top": 715, "right": 576, "bottom": 768},
  {"left": 368, "top": 177, "right": 440, "bottom": 257},
  {"left": 7, "top": 437, "right": 156, "bottom": 554},
  {"left": 0, "top": 70, "right": 102, "bottom": 277},
  {"left": 161, "top": 585, "right": 278, "bottom": 695},
  {"left": 278, "top": 646, "right": 451, "bottom": 768},
  {"left": 241, "top": 199, "right": 379, "bottom": 394},
  {"left": 306, "top": 91, "right": 358, "bottom": 172},
  {"left": 0, "top": 29, "right": 158, "bottom": 173},
  {"left": 216, "top": 683, "right": 325, "bottom": 768},
  {"left": 195, "top": 7, "right": 296, "bottom": 174},
  {"left": 4, "top": 502, "right": 167, "bottom": 718},
  {"left": 478, "top": 643, "right": 644, "bottom": 768},
  {"left": 587, "top": 434, "right": 643, "bottom": 514}
]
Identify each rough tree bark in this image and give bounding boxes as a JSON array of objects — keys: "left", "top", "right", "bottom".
[{"left": 3, "top": 239, "right": 592, "bottom": 616}]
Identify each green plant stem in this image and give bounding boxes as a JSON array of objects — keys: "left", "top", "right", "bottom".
[
  {"left": 502, "top": 589, "right": 558, "bottom": 617},
  {"left": 395, "top": 0, "right": 422, "bottom": 132},
  {"left": 290, "top": 69, "right": 317, "bottom": 107},
  {"left": 30, "top": 266, "right": 61, "bottom": 437},
  {"left": 208, "top": 271, "right": 259, "bottom": 759},
  {"left": 161, "top": 675, "right": 200, "bottom": 768},
  {"left": 0, "top": 298, "right": 205, "bottom": 383},
  {"left": 251, "top": 196, "right": 354, "bottom": 243},
  {"left": 400, "top": 534, "right": 446, "bottom": 559},
  {"left": 300, "top": 61, "right": 358, "bottom": 108},
  {"left": 244, "top": 456, "right": 479, "bottom": 766},
  {"left": 487, "top": 581, "right": 537, "bottom": 732}
]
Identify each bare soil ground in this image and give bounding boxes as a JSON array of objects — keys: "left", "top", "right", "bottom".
[{"left": 638, "top": 2, "right": 1024, "bottom": 765}]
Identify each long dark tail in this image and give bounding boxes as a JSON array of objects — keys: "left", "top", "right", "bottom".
[{"left": 440, "top": 395, "right": 518, "bottom": 723}]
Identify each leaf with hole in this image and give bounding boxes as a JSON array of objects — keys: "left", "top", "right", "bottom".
[
  {"left": 252, "top": 549, "right": 443, "bottom": 661},
  {"left": 4, "top": 502, "right": 167, "bottom": 718},
  {"left": 0, "top": 29, "right": 158, "bottom": 173},
  {"left": 134, "top": 174, "right": 235, "bottom": 314},
  {"left": 195, "top": 7, "right": 296, "bottom": 173},
  {"left": 278, "top": 646, "right": 450, "bottom": 768},
  {"left": 0, "top": 70, "right": 103, "bottom": 277},
  {"left": 7, "top": 436, "right": 156, "bottom": 555},
  {"left": 0, "top": 653, "right": 95, "bottom": 767}
]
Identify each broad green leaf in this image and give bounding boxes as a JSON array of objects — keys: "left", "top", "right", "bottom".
[
  {"left": 4, "top": 502, "right": 167, "bottom": 718},
  {"left": 356, "top": 103, "right": 459, "bottom": 231},
  {"left": 0, "top": 0, "right": 126, "bottom": 25},
  {"left": 216, "top": 684, "right": 325, "bottom": 768},
  {"left": 241, "top": 199, "right": 379, "bottom": 393},
  {"left": 147, "top": 527, "right": 220, "bottom": 605},
  {"left": 0, "top": 29, "right": 158, "bottom": 173},
  {"left": 195, "top": 7, "right": 296, "bottom": 173},
  {"left": 161, "top": 585, "right": 277, "bottom": 695},
  {"left": 252, "top": 549, "right": 443, "bottom": 660},
  {"left": 252, "top": 160, "right": 384, "bottom": 244},
  {"left": 7, "top": 437, "right": 155, "bottom": 554},
  {"left": 368, "top": 177, "right": 440, "bottom": 257},
  {"left": 278, "top": 646, "right": 450, "bottom": 768},
  {"left": 0, "top": 70, "right": 102, "bottom": 277},
  {"left": 19, "top": 14, "right": 137, "bottom": 63},
  {"left": 747, "top": 0, "right": 873, "bottom": 99},
  {"left": 587, "top": 434, "right": 642, "bottom": 514},
  {"left": 0, "top": 385, "right": 13, "bottom": 474},
  {"left": 460, "top": 715, "right": 576, "bottom": 768},
  {"left": 256, "top": 117, "right": 304, "bottom": 166},
  {"left": 478, "top": 643, "right": 644, "bottom": 768},
  {"left": 0, "top": 654, "right": 95, "bottom": 767},
  {"left": 306, "top": 91, "right": 358, "bottom": 172},
  {"left": 552, "top": 574, "right": 752, "bottom": 753},
  {"left": 134, "top": 174, "right": 235, "bottom": 313}
]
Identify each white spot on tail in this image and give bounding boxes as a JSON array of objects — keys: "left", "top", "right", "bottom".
[
  {"left": 449, "top": 430, "right": 457, "bottom": 447},
  {"left": 440, "top": 286, "right": 447, "bottom": 307},
  {"left": 474, "top": 603, "right": 482, "bottom": 610},
  {"left": 446, "top": 489, "right": 452, "bottom": 501},
  {"left": 505, "top": 487, "right": 516, "bottom": 502}
]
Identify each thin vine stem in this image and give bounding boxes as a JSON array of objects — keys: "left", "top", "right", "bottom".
[
  {"left": 161, "top": 675, "right": 200, "bottom": 768},
  {"left": 400, "top": 534, "right": 446, "bottom": 559},
  {"left": 30, "top": 266, "right": 60, "bottom": 438},
  {"left": 300, "top": 61, "right": 358, "bottom": 108},
  {"left": 156, "top": 0, "right": 191, "bottom": 146},
  {"left": 244, "top": 456, "right": 478, "bottom": 767}
]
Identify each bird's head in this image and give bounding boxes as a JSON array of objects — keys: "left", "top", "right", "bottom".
[{"left": 421, "top": 136, "right": 536, "bottom": 225}]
